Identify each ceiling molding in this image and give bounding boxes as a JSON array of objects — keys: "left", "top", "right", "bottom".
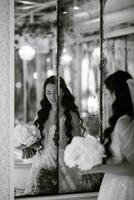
[
  {"left": 76, "top": 7, "right": 134, "bottom": 34},
  {"left": 77, "top": 26, "right": 134, "bottom": 44},
  {"left": 16, "top": 0, "right": 40, "bottom": 5}
]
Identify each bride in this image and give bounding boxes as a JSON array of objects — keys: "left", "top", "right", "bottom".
[
  {"left": 24, "top": 75, "right": 98, "bottom": 195},
  {"left": 81, "top": 70, "right": 134, "bottom": 200}
]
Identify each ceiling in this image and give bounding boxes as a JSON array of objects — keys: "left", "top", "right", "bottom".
[
  {"left": 15, "top": 0, "right": 134, "bottom": 42},
  {"left": 15, "top": 0, "right": 56, "bottom": 24}
]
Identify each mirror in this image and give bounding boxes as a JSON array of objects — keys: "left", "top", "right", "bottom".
[
  {"left": 58, "top": 0, "right": 101, "bottom": 135},
  {"left": 12, "top": 0, "right": 134, "bottom": 198},
  {"left": 14, "top": 0, "right": 103, "bottom": 198},
  {"left": 14, "top": 0, "right": 57, "bottom": 196},
  {"left": 14, "top": 0, "right": 57, "bottom": 124}
]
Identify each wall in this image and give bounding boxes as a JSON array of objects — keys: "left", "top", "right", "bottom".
[
  {"left": 0, "top": 0, "right": 14, "bottom": 199},
  {"left": 14, "top": 163, "right": 31, "bottom": 196}
]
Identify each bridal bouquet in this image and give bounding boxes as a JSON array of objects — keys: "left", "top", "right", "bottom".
[
  {"left": 14, "top": 123, "right": 41, "bottom": 159},
  {"left": 64, "top": 135, "right": 105, "bottom": 171}
]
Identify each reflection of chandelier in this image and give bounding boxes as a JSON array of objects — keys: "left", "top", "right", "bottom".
[
  {"left": 91, "top": 47, "right": 100, "bottom": 66},
  {"left": 61, "top": 52, "right": 72, "bottom": 64},
  {"left": 87, "top": 95, "right": 98, "bottom": 114},
  {"left": 47, "top": 69, "right": 55, "bottom": 77},
  {"left": 19, "top": 45, "right": 35, "bottom": 61},
  {"left": 16, "top": 34, "right": 51, "bottom": 55}
]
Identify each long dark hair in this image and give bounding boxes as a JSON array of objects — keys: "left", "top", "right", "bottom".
[
  {"left": 103, "top": 70, "right": 134, "bottom": 161},
  {"left": 34, "top": 75, "right": 85, "bottom": 150}
]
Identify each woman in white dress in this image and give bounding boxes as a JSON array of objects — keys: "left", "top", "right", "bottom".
[
  {"left": 24, "top": 75, "right": 99, "bottom": 195},
  {"left": 81, "top": 70, "right": 134, "bottom": 200}
]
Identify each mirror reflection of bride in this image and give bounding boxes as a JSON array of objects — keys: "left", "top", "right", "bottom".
[{"left": 24, "top": 75, "right": 100, "bottom": 195}]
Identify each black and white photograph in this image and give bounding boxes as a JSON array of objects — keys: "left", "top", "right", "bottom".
[{"left": 0, "top": 0, "right": 134, "bottom": 200}]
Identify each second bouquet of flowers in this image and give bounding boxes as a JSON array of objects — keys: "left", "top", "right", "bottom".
[
  {"left": 64, "top": 135, "right": 105, "bottom": 171},
  {"left": 14, "top": 123, "right": 41, "bottom": 159}
]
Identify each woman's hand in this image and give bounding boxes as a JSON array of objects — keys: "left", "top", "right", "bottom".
[
  {"left": 30, "top": 141, "right": 41, "bottom": 150},
  {"left": 79, "top": 164, "right": 103, "bottom": 175},
  {"left": 79, "top": 161, "right": 134, "bottom": 176}
]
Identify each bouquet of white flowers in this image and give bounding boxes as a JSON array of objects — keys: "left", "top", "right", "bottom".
[
  {"left": 64, "top": 135, "right": 105, "bottom": 171},
  {"left": 14, "top": 123, "right": 41, "bottom": 159}
]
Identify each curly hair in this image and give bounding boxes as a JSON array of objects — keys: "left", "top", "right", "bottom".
[
  {"left": 34, "top": 75, "right": 85, "bottom": 150},
  {"left": 103, "top": 70, "right": 134, "bottom": 161}
]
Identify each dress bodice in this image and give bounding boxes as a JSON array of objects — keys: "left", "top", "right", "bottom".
[
  {"left": 42, "top": 113, "right": 82, "bottom": 150},
  {"left": 41, "top": 115, "right": 68, "bottom": 150},
  {"left": 43, "top": 124, "right": 56, "bottom": 147}
]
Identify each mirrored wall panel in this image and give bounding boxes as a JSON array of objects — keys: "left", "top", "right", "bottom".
[
  {"left": 14, "top": 0, "right": 57, "bottom": 197},
  {"left": 13, "top": 0, "right": 134, "bottom": 198},
  {"left": 14, "top": 0, "right": 103, "bottom": 197},
  {"left": 58, "top": 0, "right": 101, "bottom": 135}
]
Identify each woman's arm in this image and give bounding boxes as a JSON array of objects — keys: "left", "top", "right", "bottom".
[
  {"left": 80, "top": 116, "right": 134, "bottom": 177},
  {"left": 80, "top": 161, "right": 134, "bottom": 176}
]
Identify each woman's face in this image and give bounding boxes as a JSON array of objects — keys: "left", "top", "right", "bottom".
[
  {"left": 104, "top": 86, "right": 115, "bottom": 116},
  {"left": 45, "top": 83, "right": 63, "bottom": 105},
  {"left": 105, "top": 88, "right": 115, "bottom": 105}
]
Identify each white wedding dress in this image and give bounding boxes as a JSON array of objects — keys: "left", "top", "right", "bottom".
[
  {"left": 24, "top": 113, "right": 86, "bottom": 195},
  {"left": 98, "top": 115, "right": 134, "bottom": 200}
]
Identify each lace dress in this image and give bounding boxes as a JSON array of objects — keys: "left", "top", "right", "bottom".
[
  {"left": 98, "top": 115, "right": 134, "bottom": 200},
  {"left": 24, "top": 112, "right": 84, "bottom": 195}
]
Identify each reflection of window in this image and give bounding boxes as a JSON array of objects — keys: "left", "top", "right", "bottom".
[
  {"left": 87, "top": 95, "right": 98, "bottom": 114},
  {"left": 88, "top": 68, "right": 96, "bottom": 95},
  {"left": 81, "top": 51, "right": 98, "bottom": 115},
  {"left": 63, "top": 66, "right": 72, "bottom": 92},
  {"left": 81, "top": 54, "right": 89, "bottom": 93},
  {"left": 15, "top": 49, "right": 56, "bottom": 124}
]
